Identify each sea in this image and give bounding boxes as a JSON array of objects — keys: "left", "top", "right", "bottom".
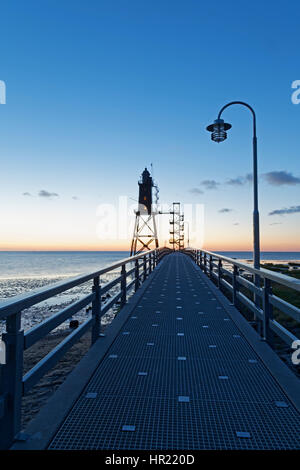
[
  {"left": 0, "top": 251, "right": 299, "bottom": 281},
  {"left": 0, "top": 251, "right": 299, "bottom": 333},
  {"left": 0, "top": 251, "right": 131, "bottom": 333}
]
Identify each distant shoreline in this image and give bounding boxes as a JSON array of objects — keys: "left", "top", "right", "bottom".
[
  {"left": 0, "top": 250, "right": 299, "bottom": 254},
  {"left": 250, "top": 259, "right": 300, "bottom": 265}
]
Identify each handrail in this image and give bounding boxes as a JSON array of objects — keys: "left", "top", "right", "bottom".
[
  {"left": 23, "top": 293, "right": 95, "bottom": 350},
  {"left": 185, "top": 248, "right": 300, "bottom": 351},
  {"left": 199, "top": 249, "right": 300, "bottom": 292},
  {"left": 0, "top": 247, "right": 171, "bottom": 449}
]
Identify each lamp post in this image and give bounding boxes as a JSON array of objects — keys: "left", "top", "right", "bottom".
[{"left": 206, "top": 101, "right": 260, "bottom": 272}]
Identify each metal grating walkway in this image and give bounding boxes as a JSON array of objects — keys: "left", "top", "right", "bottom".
[{"left": 48, "top": 253, "right": 300, "bottom": 450}]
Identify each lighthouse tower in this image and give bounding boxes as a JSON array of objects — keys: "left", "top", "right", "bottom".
[{"left": 130, "top": 168, "right": 159, "bottom": 256}]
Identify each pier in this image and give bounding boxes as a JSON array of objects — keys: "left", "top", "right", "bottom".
[{"left": 0, "top": 250, "right": 300, "bottom": 450}]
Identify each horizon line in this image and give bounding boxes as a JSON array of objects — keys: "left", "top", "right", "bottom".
[{"left": 0, "top": 249, "right": 300, "bottom": 253}]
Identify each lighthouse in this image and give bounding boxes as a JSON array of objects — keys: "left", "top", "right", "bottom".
[{"left": 130, "top": 167, "right": 159, "bottom": 256}]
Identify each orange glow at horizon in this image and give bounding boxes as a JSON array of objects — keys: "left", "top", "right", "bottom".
[
  {"left": 0, "top": 240, "right": 131, "bottom": 251},
  {"left": 0, "top": 239, "right": 299, "bottom": 252}
]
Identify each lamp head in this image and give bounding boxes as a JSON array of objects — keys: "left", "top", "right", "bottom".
[{"left": 206, "top": 118, "right": 232, "bottom": 143}]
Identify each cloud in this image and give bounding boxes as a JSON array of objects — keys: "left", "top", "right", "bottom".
[
  {"left": 226, "top": 177, "right": 244, "bottom": 186},
  {"left": 38, "top": 190, "right": 59, "bottom": 198},
  {"left": 269, "top": 222, "right": 283, "bottom": 225},
  {"left": 269, "top": 205, "right": 300, "bottom": 216},
  {"left": 226, "top": 173, "right": 253, "bottom": 186},
  {"left": 201, "top": 179, "right": 220, "bottom": 190},
  {"left": 233, "top": 222, "right": 239, "bottom": 225},
  {"left": 263, "top": 171, "right": 300, "bottom": 186},
  {"left": 189, "top": 188, "right": 204, "bottom": 195},
  {"left": 219, "top": 208, "right": 233, "bottom": 213},
  {"left": 22, "top": 192, "right": 32, "bottom": 197},
  {"left": 72, "top": 196, "right": 79, "bottom": 200}
]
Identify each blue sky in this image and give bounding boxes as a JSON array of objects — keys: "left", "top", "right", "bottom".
[{"left": 0, "top": 0, "right": 299, "bottom": 250}]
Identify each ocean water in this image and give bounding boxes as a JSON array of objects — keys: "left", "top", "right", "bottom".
[
  {"left": 215, "top": 251, "right": 300, "bottom": 261},
  {"left": 0, "top": 251, "right": 130, "bottom": 280},
  {"left": 0, "top": 251, "right": 299, "bottom": 281},
  {"left": 0, "top": 251, "right": 131, "bottom": 333}
]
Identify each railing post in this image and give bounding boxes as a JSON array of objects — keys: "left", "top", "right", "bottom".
[
  {"left": 143, "top": 255, "right": 147, "bottom": 281},
  {"left": 217, "top": 259, "right": 222, "bottom": 289},
  {"left": 200, "top": 251, "right": 203, "bottom": 269},
  {"left": 121, "top": 264, "right": 127, "bottom": 307},
  {"left": 204, "top": 253, "right": 207, "bottom": 275},
  {"left": 0, "top": 312, "right": 24, "bottom": 449},
  {"left": 232, "top": 265, "right": 238, "bottom": 306},
  {"left": 253, "top": 273, "right": 262, "bottom": 333},
  {"left": 209, "top": 255, "right": 213, "bottom": 278},
  {"left": 134, "top": 259, "right": 139, "bottom": 293},
  {"left": 91, "top": 276, "right": 101, "bottom": 344},
  {"left": 262, "top": 278, "right": 272, "bottom": 343},
  {"left": 149, "top": 253, "right": 152, "bottom": 274}
]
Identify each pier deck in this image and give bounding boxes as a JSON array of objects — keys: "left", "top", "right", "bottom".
[{"left": 15, "top": 253, "right": 300, "bottom": 450}]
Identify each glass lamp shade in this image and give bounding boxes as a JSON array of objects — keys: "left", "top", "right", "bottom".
[{"left": 206, "top": 119, "right": 232, "bottom": 143}]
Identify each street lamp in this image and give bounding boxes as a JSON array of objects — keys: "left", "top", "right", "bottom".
[
  {"left": 206, "top": 119, "right": 232, "bottom": 143},
  {"left": 206, "top": 101, "right": 260, "bottom": 271}
]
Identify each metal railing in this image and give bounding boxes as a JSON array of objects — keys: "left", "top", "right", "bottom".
[
  {"left": 0, "top": 248, "right": 170, "bottom": 449},
  {"left": 187, "top": 248, "right": 300, "bottom": 347}
]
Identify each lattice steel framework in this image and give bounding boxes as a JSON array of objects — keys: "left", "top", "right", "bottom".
[
  {"left": 130, "top": 213, "right": 159, "bottom": 256},
  {"left": 130, "top": 168, "right": 159, "bottom": 256},
  {"left": 169, "top": 202, "right": 184, "bottom": 250}
]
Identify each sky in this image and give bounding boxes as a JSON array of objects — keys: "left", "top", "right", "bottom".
[{"left": 0, "top": 0, "right": 299, "bottom": 251}]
